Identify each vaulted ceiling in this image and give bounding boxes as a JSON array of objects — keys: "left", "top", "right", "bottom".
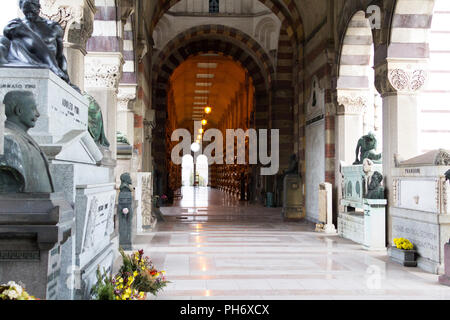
[{"left": 169, "top": 55, "right": 249, "bottom": 128}]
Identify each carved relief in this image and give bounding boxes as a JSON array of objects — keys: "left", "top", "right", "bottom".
[
  {"left": 141, "top": 174, "right": 156, "bottom": 228},
  {"left": 392, "top": 178, "right": 399, "bottom": 206},
  {"left": 435, "top": 149, "right": 450, "bottom": 166},
  {"left": 441, "top": 177, "right": 448, "bottom": 214},
  {"left": 336, "top": 95, "right": 367, "bottom": 115},
  {"left": 388, "top": 69, "right": 427, "bottom": 93}
]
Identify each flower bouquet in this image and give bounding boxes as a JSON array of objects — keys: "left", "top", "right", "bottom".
[
  {"left": 0, "top": 281, "right": 37, "bottom": 300},
  {"left": 91, "top": 248, "right": 169, "bottom": 300}
]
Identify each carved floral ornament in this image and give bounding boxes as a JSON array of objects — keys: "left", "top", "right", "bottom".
[{"left": 375, "top": 61, "right": 428, "bottom": 94}]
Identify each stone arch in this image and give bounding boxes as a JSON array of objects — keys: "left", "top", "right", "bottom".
[
  {"left": 151, "top": 0, "right": 304, "bottom": 44},
  {"left": 152, "top": 25, "right": 275, "bottom": 91},
  {"left": 254, "top": 17, "right": 279, "bottom": 52},
  {"left": 153, "top": 15, "right": 171, "bottom": 50},
  {"left": 151, "top": 25, "right": 276, "bottom": 193},
  {"left": 389, "top": 0, "right": 436, "bottom": 59}
]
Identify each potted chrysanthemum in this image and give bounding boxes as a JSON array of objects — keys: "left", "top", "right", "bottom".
[{"left": 390, "top": 238, "right": 417, "bottom": 267}]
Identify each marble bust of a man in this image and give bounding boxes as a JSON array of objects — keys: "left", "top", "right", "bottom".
[
  {"left": 0, "top": 90, "right": 54, "bottom": 193},
  {"left": 0, "top": 0, "right": 73, "bottom": 86}
]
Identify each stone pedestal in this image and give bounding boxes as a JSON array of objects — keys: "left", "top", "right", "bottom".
[
  {"left": 439, "top": 243, "right": 450, "bottom": 286},
  {"left": 339, "top": 164, "right": 387, "bottom": 251},
  {"left": 282, "top": 174, "right": 304, "bottom": 220},
  {"left": 118, "top": 189, "right": 134, "bottom": 250},
  {"left": 317, "top": 182, "right": 336, "bottom": 234},
  {"left": 0, "top": 193, "right": 74, "bottom": 300},
  {"left": 363, "top": 199, "right": 387, "bottom": 251}
]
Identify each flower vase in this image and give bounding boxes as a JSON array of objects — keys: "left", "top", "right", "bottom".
[{"left": 390, "top": 247, "right": 417, "bottom": 267}]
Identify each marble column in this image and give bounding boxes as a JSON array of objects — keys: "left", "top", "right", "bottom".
[
  {"left": 335, "top": 91, "right": 367, "bottom": 210},
  {"left": 84, "top": 52, "right": 125, "bottom": 161},
  {"left": 41, "top": 0, "right": 96, "bottom": 91},
  {"left": 374, "top": 59, "right": 428, "bottom": 241}
]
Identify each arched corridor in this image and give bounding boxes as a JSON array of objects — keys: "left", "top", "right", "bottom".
[{"left": 1, "top": 0, "right": 450, "bottom": 302}]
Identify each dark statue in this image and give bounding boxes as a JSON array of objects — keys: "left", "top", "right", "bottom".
[
  {"left": 0, "top": 90, "right": 54, "bottom": 193},
  {"left": 366, "top": 171, "right": 385, "bottom": 199},
  {"left": 445, "top": 169, "right": 450, "bottom": 182},
  {"left": 353, "top": 132, "right": 382, "bottom": 165},
  {"left": 117, "top": 131, "right": 130, "bottom": 145},
  {"left": 84, "top": 93, "right": 110, "bottom": 148},
  {"left": 118, "top": 173, "right": 133, "bottom": 250},
  {"left": 285, "top": 154, "right": 299, "bottom": 175},
  {"left": 0, "top": 0, "right": 78, "bottom": 90}
]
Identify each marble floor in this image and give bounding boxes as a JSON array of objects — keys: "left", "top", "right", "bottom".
[{"left": 131, "top": 187, "right": 450, "bottom": 300}]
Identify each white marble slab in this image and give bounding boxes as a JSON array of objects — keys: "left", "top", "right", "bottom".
[{"left": 305, "top": 119, "right": 325, "bottom": 222}]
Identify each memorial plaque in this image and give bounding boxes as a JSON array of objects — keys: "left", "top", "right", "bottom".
[{"left": 392, "top": 215, "right": 440, "bottom": 263}]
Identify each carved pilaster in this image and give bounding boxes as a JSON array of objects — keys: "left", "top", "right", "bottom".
[{"left": 84, "top": 53, "right": 125, "bottom": 92}]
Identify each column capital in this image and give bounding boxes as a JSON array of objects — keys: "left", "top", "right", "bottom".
[
  {"left": 336, "top": 90, "right": 368, "bottom": 116},
  {"left": 41, "top": 0, "right": 96, "bottom": 53},
  {"left": 84, "top": 52, "right": 125, "bottom": 91},
  {"left": 374, "top": 58, "right": 429, "bottom": 96},
  {"left": 117, "top": 84, "right": 137, "bottom": 112}
]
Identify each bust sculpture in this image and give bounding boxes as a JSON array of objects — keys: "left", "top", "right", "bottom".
[
  {"left": 0, "top": 90, "right": 54, "bottom": 193},
  {"left": 353, "top": 132, "right": 382, "bottom": 165},
  {"left": 366, "top": 171, "right": 385, "bottom": 199},
  {"left": 119, "top": 173, "right": 132, "bottom": 192},
  {"left": 0, "top": 0, "right": 77, "bottom": 90},
  {"left": 84, "top": 93, "right": 110, "bottom": 148}
]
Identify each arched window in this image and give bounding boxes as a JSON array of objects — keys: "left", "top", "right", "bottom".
[{"left": 209, "top": 0, "right": 219, "bottom": 13}]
